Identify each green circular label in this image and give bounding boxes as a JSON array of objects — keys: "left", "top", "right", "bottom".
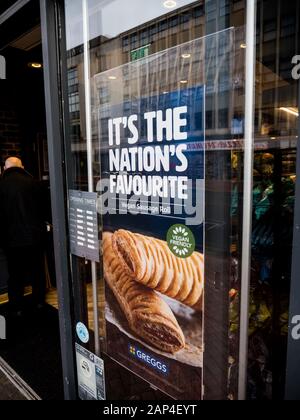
[{"left": 167, "top": 224, "right": 195, "bottom": 259}]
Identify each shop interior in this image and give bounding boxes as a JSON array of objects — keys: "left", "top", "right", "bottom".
[{"left": 0, "top": 2, "right": 64, "bottom": 400}]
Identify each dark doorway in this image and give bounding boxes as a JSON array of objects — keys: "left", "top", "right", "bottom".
[{"left": 0, "top": 1, "right": 63, "bottom": 400}]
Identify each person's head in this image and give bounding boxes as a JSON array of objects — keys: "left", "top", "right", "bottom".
[{"left": 4, "top": 157, "right": 24, "bottom": 171}]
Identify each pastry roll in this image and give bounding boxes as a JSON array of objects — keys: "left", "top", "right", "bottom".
[
  {"left": 103, "top": 232, "right": 185, "bottom": 354},
  {"left": 112, "top": 229, "right": 204, "bottom": 310}
]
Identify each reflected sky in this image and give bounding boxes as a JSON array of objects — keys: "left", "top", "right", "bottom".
[{"left": 65, "top": 0, "right": 197, "bottom": 49}]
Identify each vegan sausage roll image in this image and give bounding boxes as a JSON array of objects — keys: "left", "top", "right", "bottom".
[
  {"left": 103, "top": 232, "right": 186, "bottom": 354},
  {"left": 112, "top": 229, "right": 204, "bottom": 311}
]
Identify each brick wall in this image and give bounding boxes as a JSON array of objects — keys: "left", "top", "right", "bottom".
[{"left": 0, "top": 108, "right": 22, "bottom": 165}]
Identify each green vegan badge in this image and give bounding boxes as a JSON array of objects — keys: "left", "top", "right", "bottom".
[{"left": 167, "top": 224, "right": 195, "bottom": 258}]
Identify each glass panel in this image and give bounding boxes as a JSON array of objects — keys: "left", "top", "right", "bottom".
[
  {"left": 63, "top": 0, "right": 245, "bottom": 400},
  {"left": 95, "top": 35, "right": 207, "bottom": 401},
  {"left": 247, "top": 0, "right": 300, "bottom": 401}
]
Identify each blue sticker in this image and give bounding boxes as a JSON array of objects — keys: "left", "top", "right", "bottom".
[{"left": 76, "top": 322, "right": 90, "bottom": 344}]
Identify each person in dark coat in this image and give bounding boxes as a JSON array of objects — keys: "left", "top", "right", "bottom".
[{"left": 0, "top": 157, "right": 46, "bottom": 315}]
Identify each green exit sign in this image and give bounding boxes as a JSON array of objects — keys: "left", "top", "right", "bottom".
[{"left": 130, "top": 44, "right": 151, "bottom": 61}]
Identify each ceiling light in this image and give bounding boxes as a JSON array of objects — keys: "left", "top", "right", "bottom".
[
  {"left": 181, "top": 53, "right": 191, "bottom": 59},
  {"left": 270, "top": 137, "right": 276, "bottom": 140},
  {"left": 163, "top": 0, "right": 177, "bottom": 9},
  {"left": 280, "top": 107, "right": 299, "bottom": 117},
  {"left": 108, "top": 76, "right": 117, "bottom": 80},
  {"left": 29, "top": 62, "right": 42, "bottom": 69},
  {"left": 180, "top": 80, "right": 188, "bottom": 84}
]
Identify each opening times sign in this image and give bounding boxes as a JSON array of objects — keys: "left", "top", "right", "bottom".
[{"left": 69, "top": 190, "right": 99, "bottom": 262}]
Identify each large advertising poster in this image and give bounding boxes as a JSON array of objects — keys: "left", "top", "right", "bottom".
[{"left": 95, "top": 39, "right": 205, "bottom": 400}]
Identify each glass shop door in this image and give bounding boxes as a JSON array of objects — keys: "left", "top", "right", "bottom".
[{"left": 60, "top": 0, "right": 247, "bottom": 401}]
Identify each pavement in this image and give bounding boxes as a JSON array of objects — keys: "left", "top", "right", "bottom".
[{"left": 0, "top": 367, "right": 27, "bottom": 400}]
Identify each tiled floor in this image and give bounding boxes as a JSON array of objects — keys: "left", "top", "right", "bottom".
[{"left": 0, "top": 286, "right": 32, "bottom": 305}]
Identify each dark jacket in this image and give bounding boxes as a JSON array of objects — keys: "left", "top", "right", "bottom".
[{"left": 0, "top": 167, "right": 45, "bottom": 249}]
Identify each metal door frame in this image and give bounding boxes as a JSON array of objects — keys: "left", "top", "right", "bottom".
[
  {"left": 0, "top": 0, "right": 77, "bottom": 400},
  {"left": 40, "top": 0, "right": 77, "bottom": 400}
]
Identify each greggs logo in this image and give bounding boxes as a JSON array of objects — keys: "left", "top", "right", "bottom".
[
  {"left": 0, "top": 55, "right": 6, "bottom": 80},
  {"left": 129, "top": 345, "right": 168, "bottom": 374}
]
